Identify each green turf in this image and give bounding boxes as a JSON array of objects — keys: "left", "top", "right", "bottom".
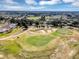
[
  {"left": 26, "top": 35, "right": 53, "bottom": 47},
  {"left": 0, "top": 41, "right": 21, "bottom": 54},
  {"left": 27, "top": 16, "right": 41, "bottom": 20},
  {"left": 0, "top": 27, "right": 21, "bottom": 38},
  {"left": 52, "top": 28, "right": 73, "bottom": 37}
]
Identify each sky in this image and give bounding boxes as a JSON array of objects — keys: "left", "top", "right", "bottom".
[{"left": 0, "top": 0, "right": 79, "bottom": 11}]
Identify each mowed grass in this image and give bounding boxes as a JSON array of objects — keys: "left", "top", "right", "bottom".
[
  {"left": 0, "top": 40, "right": 21, "bottom": 54},
  {"left": 26, "top": 35, "right": 53, "bottom": 47},
  {"left": 27, "top": 16, "right": 41, "bottom": 20},
  {"left": 52, "top": 28, "right": 73, "bottom": 37}
]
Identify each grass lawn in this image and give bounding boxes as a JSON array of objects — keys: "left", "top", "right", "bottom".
[
  {"left": 0, "top": 41, "right": 21, "bottom": 54},
  {"left": 52, "top": 28, "right": 73, "bottom": 37},
  {"left": 0, "top": 27, "right": 22, "bottom": 38},
  {"left": 26, "top": 35, "right": 53, "bottom": 47},
  {"left": 27, "top": 16, "right": 41, "bottom": 20}
]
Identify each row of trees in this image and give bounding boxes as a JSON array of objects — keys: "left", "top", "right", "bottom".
[
  {"left": 10, "top": 16, "right": 46, "bottom": 28},
  {"left": 0, "top": 16, "right": 79, "bottom": 29},
  {"left": 10, "top": 16, "right": 79, "bottom": 29}
]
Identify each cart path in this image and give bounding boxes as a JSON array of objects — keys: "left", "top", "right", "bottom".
[{"left": 0, "top": 30, "right": 27, "bottom": 40}]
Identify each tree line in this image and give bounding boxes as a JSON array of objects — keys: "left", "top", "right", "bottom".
[{"left": 1, "top": 16, "right": 79, "bottom": 29}]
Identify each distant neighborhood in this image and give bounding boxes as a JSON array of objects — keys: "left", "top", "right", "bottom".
[
  {"left": 0, "top": 11, "right": 79, "bottom": 33},
  {"left": 0, "top": 23, "right": 16, "bottom": 33},
  {"left": 0, "top": 11, "right": 79, "bottom": 59}
]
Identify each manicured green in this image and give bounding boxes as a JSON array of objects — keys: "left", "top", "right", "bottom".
[{"left": 26, "top": 35, "right": 53, "bottom": 46}]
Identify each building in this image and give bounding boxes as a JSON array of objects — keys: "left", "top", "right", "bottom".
[{"left": 0, "top": 24, "right": 16, "bottom": 33}]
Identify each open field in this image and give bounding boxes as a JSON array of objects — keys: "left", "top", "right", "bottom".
[
  {"left": 0, "top": 11, "right": 79, "bottom": 59},
  {"left": 27, "top": 16, "right": 41, "bottom": 20},
  {"left": 26, "top": 35, "right": 53, "bottom": 46},
  {"left": 52, "top": 28, "right": 73, "bottom": 37},
  {"left": 0, "top": 40, "right": 21, "bottom": 54},
  {"left": 0, "top": 28, "right": 79, "bottom": 59}
]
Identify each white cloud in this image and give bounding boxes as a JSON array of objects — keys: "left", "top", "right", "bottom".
[
  {"left": 3, "top": 5, "right": 25, "bottom": 11},
  {"left": 39, "top": 0, "right": 61, "bottom": 5},
  {"left": 5, "top": 5, "right": 22, "bottom": 9},
  {"left": 63, "top": 0, "right": 79, "bottom": 7},
  {"left": 2, "top": 0, "right": 19, "bottom": 5},
  {"left": 63, "top": 0, "right": 75, "bottom": 3},
  {"left": 25, "top": 0, "right": 37, "bottom": 5},
  {"left": 29, "top": 6, "right": 45, "bottom": 9},
  {"left": 1, "top": 0, "right": 23, "bottom": 11},
  {"left": 72, "top": 1, "right": 79, "bottom": 7},
  {"left": 5, "top": 0, "right": 17, "bottom": 4}
]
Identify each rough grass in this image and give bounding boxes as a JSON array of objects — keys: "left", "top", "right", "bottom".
[
  {"left": 0, "top": 27, "right": 22, "bottom": 38},
  {"left": 0, "top": 40, "right": 21, "bottom": 54},
  {"left": 52, "top": 28, "right": 73, "bottom": 37},
  {"left": 0, "top": 28, "right": 78, "bottom": 59},
  {"left": 26, "top": 35, "right": 53, "bottom": 47}
]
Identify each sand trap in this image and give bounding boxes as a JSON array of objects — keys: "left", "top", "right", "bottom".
[{"left": 0, "top": 54, "right": 4, "bottom": 58}]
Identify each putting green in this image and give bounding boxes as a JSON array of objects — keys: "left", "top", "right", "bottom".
[{"left": 26, "top": 35, "right": 53, "bottom": 47}]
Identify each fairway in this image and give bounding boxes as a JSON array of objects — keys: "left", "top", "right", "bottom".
[
  {"left": 26, "top": 35, "right": 53, "bottom": 46},
  {"left": 0, "top": 41, "right": 21, "bottom": 54},
  {"left": 52, "top": 28, "right": 73, "bottom": 37}
]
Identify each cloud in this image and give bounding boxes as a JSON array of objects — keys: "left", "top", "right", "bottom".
[
  {"left": 25, "top": 0, "right": 37, "bottom": 5},
  {"left": 0, "top": 0, "right": 23, "bottom": 11},
  {"left": 39, "top": 0, "right": 61, "bottom": 5},
  {"left": 29, "top": 6, "right": 45, "bottom": 10},
  {"left": 0, "top": 0, "right": 79, "bottom": 11},
  {"left": 5, "top": 0, "right": 17, "bottom": 4},
  {"left": 63, "top": 0, "right": 79, "bottom": 7},
  {"left": 72, "top": 1, "right": 79, "bottom": 7},
  {"left": 4, "top": 5, "right": 23, "bottom": 10},
  {"left": 39, "top": 0, "right": 79, "bottom": 8},
  {"left": 1, "top": 0, "right": 19, "bottom": 5},
  {"left": 63, "top": 0, "right": 75, "bottom": 3}
]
